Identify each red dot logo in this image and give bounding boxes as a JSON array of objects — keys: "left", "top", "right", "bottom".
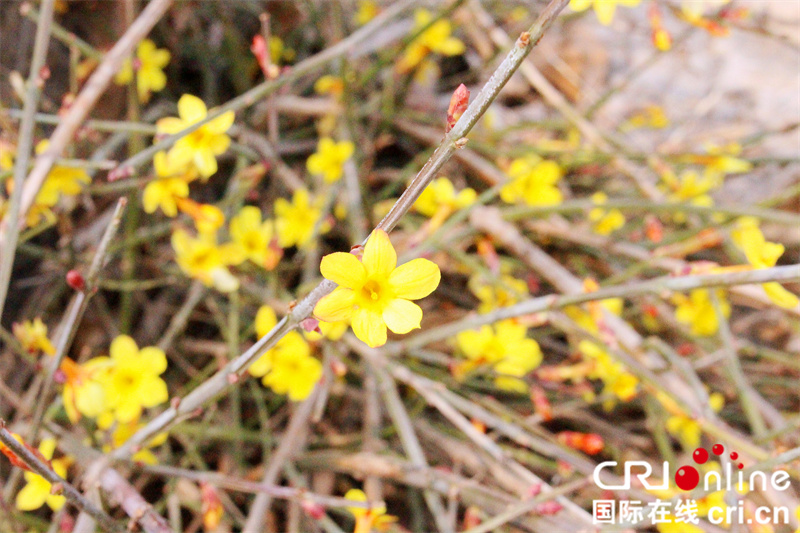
[
  {"left": 730, "top": 452, "right": 738, "bottom": 460},
  {"left": 738, "top": 463, "right": 744, "bottom": 469},
  {"left": 712, "top": 443, "right": 724, "bottom": 455},
  {"left": 675, "top": 466, "right": 700, "bottom": 490},
  {"left": 693, "top": 447, "right": 709, "bottom": 464}
]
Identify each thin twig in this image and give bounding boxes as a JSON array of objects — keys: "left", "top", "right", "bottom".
[
  {"left": 0, "top": 425, "right": 124, "bottom": 532},
  {"left": 0, "top": 0, "right": 55, "bottom": 324},
  {"left": 27, "top": 198, "right": 128, "bottom": 442},
  {"left": 242, "top": 388, "right": 319, "bottom": 532},
  {"left": 3, "top": 0, "right": 172, "bottom": 239}
]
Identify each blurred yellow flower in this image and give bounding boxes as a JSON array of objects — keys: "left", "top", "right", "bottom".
[
  {"left": 397, "top": 9, "right": 465, "bottom": 73},
  {"left": 307, "top": 137, "right": 355, "bottom": 183},
  {"left": 314, "top": 75, "right": 345, "bottom": 97},
  {"left": 355, "top": 1, "right": 379, "bottom": 25},
  {"left": 171, "top": 228, "right": 243, "bottom": 292},
  {"left": 114, "top": 39, "right": 170, "bottom": 103},
  {"left": 414, "top": 176, "right": 476, "bottom": 221},
  {"left": 674, "top": 289, "right": 730, "bottom": 337},
  {"left": 16, "top": 439, "right": 68, "bottom": 512},
  {"left": 578, "top": 340, "right": 639, "bottom": 402},
  {"left": 156, "top": 94, "right": 235, "bottom": 178},
  {"left": 588, "top": 192, "right": 625, "bottom": 235},
  {"left": 732, "top": 217, "right": 799, "bottom": 308},
  {"left": 666, "top": 392, "right": 724, "bottom": 449},
  {"left": 60, "top": 356, "right": 112, "bottom": 423},
  {"left": 455, "top": 319, "right": 542, "bottom": 392},
  {"left": 106, "top": 421, "right": 167, "bottom": 465},
  {"left": 12, "top": 317, "right": 55, "bottom": 355},
  {"left": 34, "top": 141, "right": 90, "bottom": 208},
  {"left": 345, "top": 488, "right": 397, "bottom": 533},
  {"left": 500, "top": 155, "right": 563, "bottom": 206},
  {"left": 250, "top": 306, "right": 321, "bottom": 401},
  {"left": 102, "top": 335, "right": 168, "bottom": 424},
  {"left": 469, "top": 274, "right": 528, "bottom": 314},
  {"left": 229, "top": 206, "right": 282, "bottom": 270},
  {"left": 275, "top": 188, "right": 328, "bottom": 248},
  {"left": 315, "top": 229, "right": 441, "bottom": 347},
  {"left": 569, "top": 0, "right": 642, "bottom": 25}
]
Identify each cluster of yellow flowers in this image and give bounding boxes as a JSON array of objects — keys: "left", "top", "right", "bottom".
[
  {"left": 250, "top": 307, "right": 323, "bottom": 401},
  {"left": 566, "top": 295, "right": 639, "bottom": 404},
  {"left": 0, "top": 140, "right": 91, "bottom": 229},
  {"left": 397, "top": 9, "right": 465, "bottom": 78},
  {"left": 455, "top": 319, "right": 543, "bottom": 393},
  {"left": 9, "top": 323, "right": 169, "bottom": 511}
]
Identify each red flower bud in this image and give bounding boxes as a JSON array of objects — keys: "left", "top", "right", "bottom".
[{"left": 66, "top": 269, "right": 85, "bottom": 291}]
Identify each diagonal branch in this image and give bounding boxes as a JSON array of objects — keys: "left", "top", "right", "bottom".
[
  {"left": 109, "top": 0, "right": 571, "bottom": 461},
  {"left": 0, "top": 425, "right": 124, "bottom": 533}
]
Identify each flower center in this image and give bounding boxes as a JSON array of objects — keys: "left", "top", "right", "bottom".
[
  {"left": 363, "top": 280, "right": 382, "bottom": 301},
  {"left": 357, "top": 278, "right": 391, "bottom": 310}
]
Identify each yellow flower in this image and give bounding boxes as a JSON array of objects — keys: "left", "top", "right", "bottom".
[
  {"left": 16, "top": 439, "right": 68, "bottom": 512},
  {"left": 732, "top": 217, "right": 799, "bottom": 308},
  {"left": 674, "top": 289, "right": 730, "bottom": 337},
  {"left": 578, "top": 340, "right": 639, "bottom": 402},
  {"left": 314, "top": 229, "right": 441, "bottom": 348},
  {"left": 102, "top": 335, "right": 169, "bottom": 424},
  {"left": 34, "top": 141, "right": 90, "bottom": 208},
  {"left": 306, "top": 138, "right": 355, "bottom": 183},
  {"left": 114, "top": 39, "right": 170, "bottom": 103},
  {"left": 171, "top": 228, "right": 243, "bottom": 292},
  {"left": 250, "top": 307, "right": 321, "bottom": 401},
  {"left": 314, "top": 75, "right": 345, "bottom": 97},
  {"left": 665, "top": 392, "right": 724, "bottom": 449},
  {"left": 106, "top": 421, "right": 167, "bottom": 465},
  {"left": 274, "top": 188, "right": 328, "bottom": 249},
  {"left": 622, "top": 106, "right": 670, "bottom": 132},
  {"left": 500, "top": 155, "right": 563, "bottom": 206},
  {"left": 355, "top": 1, "right": 379, "bottom": 25},
  {"left": 143, "top": 151, "right": 198, "bottom": 217},
  {"left": 397, "top": 9, "right": 465, "bottom": 73},
  {"left": 344, "top": 488, "right": 397, "bottom": 533},
  {"left": 229, "top": 206, "right": 281, "bottom": 270},
  {"left": 569, "top": 0, "right": 642, "bottom": 25},
  {"left": 663, "top": 169, "right": 719, "bottom": 206},
  {"left": 414, "top": 176, "right": 476, "bottom": 219},
  {"left": 469, "top": 274, "right": 528, "bottom": 314},
  {"left": 12, "top": 317, "right": 55, "bottom": 355},
  {"left": 269, "top": 36, "right": 295, "bottom": 65},
  {"left": 455, "top": 319, "right": 542, "bottom": 392},
  {"left": 60, "top": 356, "right": 112, "bottom": 423},
  {"left": 155, "top": 94, "right": 235, "bottom": 178},
  {"left": 588, "top": 192, "right": 625, "bottom": 235}
]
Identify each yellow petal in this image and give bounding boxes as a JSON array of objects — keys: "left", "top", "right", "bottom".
[
  {"left": 314, "top": 287, "right": 355, "bottom": 322},
  {"left": 194, "top": 149, "right": 218, "bottom": 178},
  {"left": 178, "top": 94, "right": 208, "bottom": 124},
  {"left": 569, "top": 0, "right": 592, "bottom": 12},
  {"left": 362, "top": 230, "right": 396, "bottom": 277},
  {"left": 255, "top": 306, "right": 277, "bottom": 338},
  {"left": 206, "top": 110, "right": 235, "bottom": 134},
  {"left": 352, "top": 308, "right": 387, "bottom": 347},
  {"left": 138, "top": 376, "right": 169, "bottom": 407},
  {"left": 382, "top": 299, "right": 422, "bottom": 334},
  {"left": 594, "top": 1, "right": 617, "bottom": 25},
  {"left": 763, "top": 282, "right": 800, "bottom": 309},
  {"left": 139, "top": 346, "right": 167, "bottom": 375},
  {"left": 110, "top": 335, "right": 138, "bottom": 361},
  {"left": 388, "top": 258, "right": 441, "bottom": 300},
  {"left": 16, "top": 479, "right": 48, "bottom": 510},
  {"left": 156, "top": 117, "right": 186, "bottom": 135},
  {"left": 320, "top": 252, "right": 367, "bottom": 289}
]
